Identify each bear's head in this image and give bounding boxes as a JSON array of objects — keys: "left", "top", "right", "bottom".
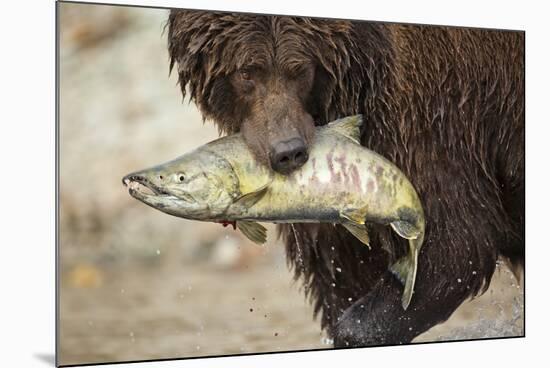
[{"left": 168, "top": 10, "right": 379, "bottom": 174}]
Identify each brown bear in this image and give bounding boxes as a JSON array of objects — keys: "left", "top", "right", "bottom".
[{"left": 167, "top": 10, "right": 524, "bottom": 347}]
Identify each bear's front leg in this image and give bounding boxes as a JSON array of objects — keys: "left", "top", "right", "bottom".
[
  {"left": 333, "top": 230, "right": 499, "bottom": 346},
  {"left": 333, "top": 270, "right": 437, "bottom": 346},
  {"left": 333, "top": 265, "right": 480, "bottom": 347}
]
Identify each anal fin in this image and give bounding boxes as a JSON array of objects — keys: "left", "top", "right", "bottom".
[
  {"left": 341, "top": 207, "right": 368, "bottom": 225},
  {"left": 342, "top": 221, "right": 371, "bottom": 249},
  {"left": 237, "top": 221, "right": 267, "bottom": 245}
]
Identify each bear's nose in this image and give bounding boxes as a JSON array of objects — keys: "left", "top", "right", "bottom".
[{"left": 269, "top": 138, "right": 309, "bottom": 175}]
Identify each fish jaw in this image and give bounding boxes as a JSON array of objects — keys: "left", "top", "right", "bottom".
[{"left": 124, "top": 177, "right": 212, "bottom": 220}]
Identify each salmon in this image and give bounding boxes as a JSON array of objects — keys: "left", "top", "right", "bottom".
[{"left": 123, "top": 115, "right": 425, "bottom": 309}]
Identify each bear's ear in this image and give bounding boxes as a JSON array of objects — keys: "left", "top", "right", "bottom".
[{"left": 324, "top": 115, "right": 363, "bottom": 144}]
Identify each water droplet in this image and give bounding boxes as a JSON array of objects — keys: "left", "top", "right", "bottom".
[
  {"left": 290, "top": 224, "right": 306, "bottom": 273},
  {"left": 356, "top": 319, "right": 361, "bottom": 324},
  {"left": 408, "top": 327, "right": 413, "bottom": 331},
  {"left": 331, "top": 283, "right": 336, "bottom": 287},
  {"left": 472, "top": 271, "right": 477, "bottom": 275},
  {"left": 348, "top": 297, "right": 353, "bottom": 302},
  {"left": 156, "top": 249, "right": 161, "bottom": 255},
  {"left": 457, "top": 278, "right": 462, "bottom": 283},
  {"left": 196, "top": 345, "right": 201, "bottom": 350},
  {"left": 336, "top": 267, "right": 342, "bottom": 273}
]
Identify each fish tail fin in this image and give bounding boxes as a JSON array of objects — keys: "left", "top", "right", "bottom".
[{"left": 390, "top": 238, "right": 420, "bottom": 310}]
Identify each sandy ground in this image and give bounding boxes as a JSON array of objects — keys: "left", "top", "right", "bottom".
[
  {"left": 59, "top": 250, "right": 522, "bottom": 366},
  {"left": 57, "top": 3, "right": 524, "bottom": 366}
]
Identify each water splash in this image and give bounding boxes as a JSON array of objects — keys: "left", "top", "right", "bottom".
[
  {"left": 430, "top": 292, "right": 524, "bottom": 341},
  {"left": 290, "top": 224, "right": 306, "bottom": 274}
]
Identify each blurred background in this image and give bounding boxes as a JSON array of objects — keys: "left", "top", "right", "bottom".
[{"left": 58, "top": 2, "right": 524, "bottom": 366}]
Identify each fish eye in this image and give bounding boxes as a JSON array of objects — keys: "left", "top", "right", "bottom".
[{"left": 178, "top": 174, "right": 185, "bottom": 182}]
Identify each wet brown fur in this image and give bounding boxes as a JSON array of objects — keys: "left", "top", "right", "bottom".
[{"left": 167, "top": 10, "right": 524, "bottom": 346}]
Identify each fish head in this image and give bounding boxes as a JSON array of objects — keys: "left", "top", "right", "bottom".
[{"left": 122, "top": 150, "right": 240, "bottom": 220}]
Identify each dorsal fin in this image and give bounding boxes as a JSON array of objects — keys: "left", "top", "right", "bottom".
[{"left": 324, "top": 115, "right": 363, "bottom": 144}]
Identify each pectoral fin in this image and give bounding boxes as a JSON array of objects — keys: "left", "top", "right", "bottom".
[
  {"left": 233, "top": 183, "right": 269, "bottom": 210},
  {"left": 237, "top": 221, "right": 267, "bottom": 245},
  {"left": 342, "top": 221, "right": 371, "bottom": 249}
]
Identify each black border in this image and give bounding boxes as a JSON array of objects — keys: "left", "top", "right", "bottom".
[{"left": 55, "top": 1, "right": 526, "bottom": 367}]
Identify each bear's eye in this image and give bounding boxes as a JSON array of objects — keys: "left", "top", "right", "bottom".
[{"left": 240, "top": 70, "right": 251, "bottom": 80}]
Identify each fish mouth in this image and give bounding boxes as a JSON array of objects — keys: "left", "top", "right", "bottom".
[
  {"left": 122, "top": 174, "right": 195, "bottom": 203},
  {"left": 123, "top": 175, "right": 168, "bottom": 196}
]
